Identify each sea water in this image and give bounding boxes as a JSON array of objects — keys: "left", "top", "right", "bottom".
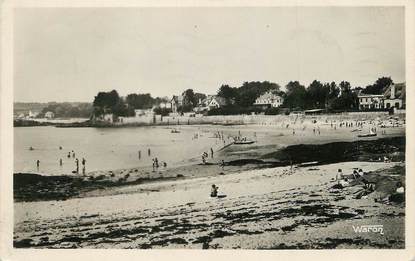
[{"left": 14, "top": 125, "right": 229, "bottom": 175}]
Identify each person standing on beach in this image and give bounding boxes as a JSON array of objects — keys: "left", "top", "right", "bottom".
[
  {"left": 75, "top": 158, "right": 79, "bottom": 174},
  {"left": 72, "top": 150, "right": 75, "bottom": 158},
  {"left": 210, "top": 148, "right": 214, "bottom": 158},
  {"left": 210, "top": 184, "right": 218, "bottom": 197},
  {"left": 36, "top": 160, "right": 40, "bottom": 171},
  {"left": 138, "top": 150, "right": 141, "bottom": 159},
  {"left": 202, "top": 154, "right": 206, "bottom": 164},
  {"left": 59, "top": 158, "right": 63, "bottom": 167},
  {"left": 82, "top": 158, "right": 86, "bottom": 169},
  {"left": 148, "top": 148, "right": 151, "bottom": 156}
]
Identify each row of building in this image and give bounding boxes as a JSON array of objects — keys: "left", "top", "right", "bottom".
[
  {"left": 169, "top": 91, "right": 284, "bottom": 113},
  {"left": 14, "top": 110, "right": 54, "bottom": 120},
  {"left": 166, "top": 82, "right": 406, "bottom": 114},
  {"left": 108, "top": 82, "right": 406, "bottom": 122},
  {"left": 16, "top": 83, "right": 406, "bottom": 122},
  {"left": 357, "top": 83, "right": 405, "bottom": 110}
]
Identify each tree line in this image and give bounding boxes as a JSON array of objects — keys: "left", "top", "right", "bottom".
[
  {"left": 213, "top": 77, "right": 393, "bottom": 114},
  {"left": 92, "top": 76, "right": 394, "bottom": 117},
  {"left": 40, "top": 102, "right": 93, "bottom": 118}
]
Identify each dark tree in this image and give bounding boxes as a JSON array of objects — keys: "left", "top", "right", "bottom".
[
  {"left": 126, "top": 93, "right": 154, "bottom": 109},
  {"left": 362, "top": 77, "right": 393, "bottom": 94},
  {"left": 283, "top": 81, "right": 307, "bottom": 110},
  {"left": 330, "top": 81, "right": 358, "bottom": 110},
  {"left": 217, "top": 85, "right": 238, "bottom": 102},
  {"left": 93, "top": 90, "right": 120, "bottom": 109},
  {"left": 182, "top": 89, "right": 197, "bottom": 108},
  {"left": 307, "top": 80, "right": 328, "bottom": 109},
  {"left": 194, "top": 93, "right": 207, "bottom": 105}
]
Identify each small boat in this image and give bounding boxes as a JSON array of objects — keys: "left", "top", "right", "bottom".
[
  {"left": 357, "top": 133, "right": 377, "bottom": 138},
  {"left": 233, "top": 140, "right": 255, "bottom": 145},
  {"left": 171, "top": 129, "right": 180, "bottom": 133}
]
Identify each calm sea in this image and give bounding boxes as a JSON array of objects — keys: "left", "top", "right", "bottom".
[{"left": 14, "top": 125, "right": 233, "bottom": 175}]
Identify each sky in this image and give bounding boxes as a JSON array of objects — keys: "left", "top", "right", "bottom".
[{"left": 14, "top": 7, "right": 405, "bottom": 102}]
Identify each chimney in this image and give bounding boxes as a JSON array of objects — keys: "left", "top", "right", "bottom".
[{"left": 390, "top": 84, "right": 395, "bottom": 99}]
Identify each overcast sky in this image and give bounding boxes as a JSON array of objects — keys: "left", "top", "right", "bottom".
[{"left": 14, "top": 7, "right": 405, "bottom": 102}]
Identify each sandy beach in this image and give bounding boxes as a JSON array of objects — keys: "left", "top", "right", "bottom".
[
  {"left": 13, "top": 115, "right": 406, "bottom": 249},
  {"left": 14, "top": 161, "right": 405, "bottom": 249}
]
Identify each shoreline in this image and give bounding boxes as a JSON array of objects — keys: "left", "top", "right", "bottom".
[
  {"left": 14, "top": 136, "right": 405, "bottom": 203},
  {"left": 14, "top": 111, "right": 405, "bottom": 128}
]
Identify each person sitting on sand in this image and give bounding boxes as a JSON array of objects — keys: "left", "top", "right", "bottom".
[
  {"left": 352, "top": 170, "right": 359, "bottom": 179},
  {"left": 354, "top": 179, "right": 376, "bottom": 199},
  {"left": 211, "top": 184, "right": 218, "bottom": 197},
  {"left": 377, "top": 181, "right": 405, "bottom": 204},
  {"left": 358, "top": 169, "right": 364, "bottom": 177},
  {"left": 338, "top": 177, "right": 349, "bottom": 188},
  {"left": 336, "top": 169, "right": 344, "bottom": 181},
  {"left": 396, "top": 182, "right": 405, "bottom": 194}
]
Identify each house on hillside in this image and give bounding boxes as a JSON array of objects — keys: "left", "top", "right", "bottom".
[
  {"left": 383, "top": 83, "right": 405, "bottom": 109},
  {"left": 44, "top": 111, "right": 55, "bottom": 119},
  {"left": 254, "top": 91, "right": 284, "bottom": 109}
]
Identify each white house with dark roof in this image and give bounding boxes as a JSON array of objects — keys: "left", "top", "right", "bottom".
[
  {"left": 207, "top": 96, "right": 227, "bottom": 110},
  {"left": 254, "top": 91, "right": 284, "bottom": 108},
  {"left": 44, "top": 111, "right": 55, "bottom": 119}
]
